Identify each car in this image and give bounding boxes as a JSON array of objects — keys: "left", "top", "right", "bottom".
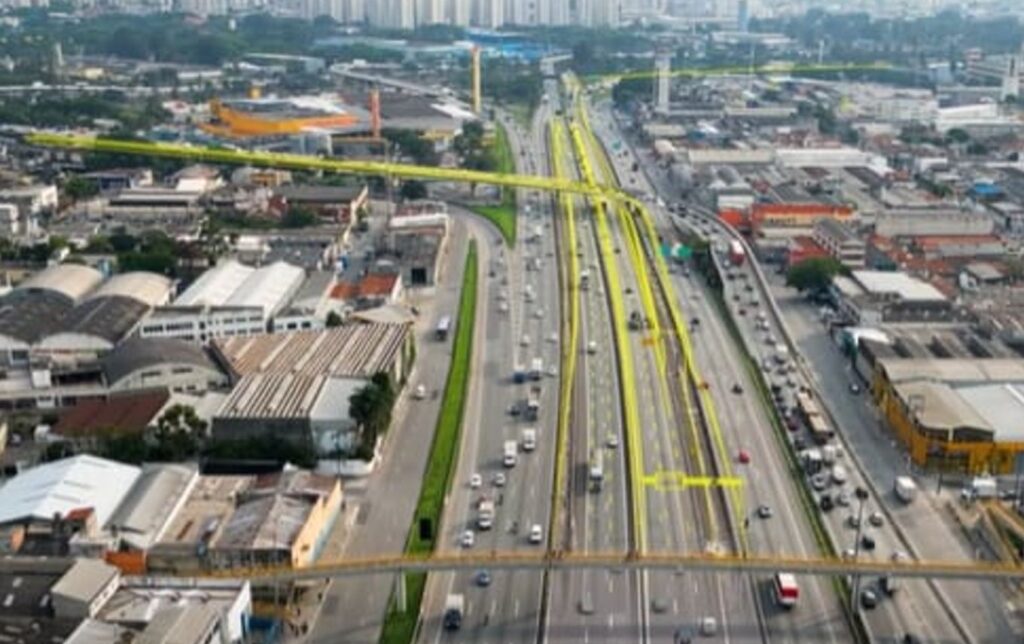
[
  {"left": 891, "top": 550, "right": 907, "bottom": 563},
  {"left": 499, "top": 301, "right": 509, "bottom": 313},
  {"left": 842, "top": 548, "right": 856, "bottom": 560},
  {"left": 860, "top": 587, "right": 878, "bottom": 610},
  {"left": 547, "top": 365, "right": 558, "bottom": 377},
  {"left": 534, "top": 308, "right": 544, "bottom": 319},
  {"left": 548, "top": 332, "right": 558, "bottom": 344},
  {"left": 607, "top": 433, "right": 620, "bottom": 449},
  {"left": 757, "top": 504, "right": 773, "bottom": 519},
  {"left": 493, "top": 472, "right": 506, "bottom": 487},
  {"left": 476, "top": 569, "right": 492, "bottom": 587},
  {"left": 587, "top": 340, "right": 598, "bottom": 354},
  {"left": 520, "top": 334, "right": 531, "bottom": 347},
  {"left": 732, "top": 383, "right": 744, "bottom": 394},
  {"left": 861, "top": 535, "right": 876, "bottom": 551},
  {"left": 732, "top": 293, "right": 741, "bottom": 302},
  {"left": 847, "top": 515, "right": 861, "bottom": 529},
  {"left": 737, "top": 308, "right": 746, "bottom": 316},
  {"left": 414, "top": 384, "right": 427, "bottom": 400},
  {"left": 470, "top": 473, "right": 482, "bottom": 489},
  {"left": 737, "top": 449, "right": 751, "bottom": 464},
  {"left": 793, "top": 437, "right": 807, "bottom": 451},
  {"left": 529, "top": 524, "right": 543, "bottom": 544},
  {"left": 820, "top": 495, "right": 835, "bottom": 512},
  {"left": 850, "top": 383, "right": 861, "bottom": 394},
  {"left": 868, "top": 512, "right": 884, "bottom": 527},
  {"left": 902, "top": 634, "right": 922, "bottom": 644},
  {"left": 625, "top": 286, "right": 633, "bottom": 294},
  {"left": 461, "top": 530, "right": 475, "bottom": 548},
  {"left": 835, "top": 491, "right": 851, "bottom": 507},
  {"left": 509, "top": 403, "right": 521, "bottom": 417},
  {"left": 498, "top": 290, "right": 509, "bottom": 301},
  {"left": 811, "top": 474, "right": 828, "bottom": 491}
]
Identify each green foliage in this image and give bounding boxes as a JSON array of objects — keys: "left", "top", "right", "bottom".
[
  {"left": 325, "top": 311, "right": 343, "bottom": 328},
  {"left": 382, "top": 129, "right": 438, "bottom": 166},
  {"left": 282, "top": 206, "right": 318, "bottom": 229},
  {"left": 399, "top": 180, "right": 428, "bottom": 201},
  {"left": 114, "top": 230, "right": 180, "bottom": 276},
  {"left": 946, "top": 128, "right": 970, "bottom": 144},
  {"left": 612, "top": 76, "right": 653, "bottom": 109},
  {"left": 0, "top": 94, "right": 168, "bottom": 130},
  {"left": 62, "top": 176, "right": 99, "bottom": 202},
  {"left": 786, "top": 257, "right": 845, "bottom": 292},
  {"left": 468, "top": 123, "right": 517, "bottom": 245},
  {"left": 348, "top": 372, "right": 396, "bottom": 458},
  {"left": 379, "top": 243, "right": 477, "bottom": 644}
]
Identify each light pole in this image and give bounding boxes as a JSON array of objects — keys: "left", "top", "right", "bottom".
[{"left": 849, "top": 486, "right": 870, "bottom": 615}]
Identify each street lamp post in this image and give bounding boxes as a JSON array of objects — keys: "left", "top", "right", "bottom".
[{"left": 849, "top": 486, "right": 870, "bottom": 615}]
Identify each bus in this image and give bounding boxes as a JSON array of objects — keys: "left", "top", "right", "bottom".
[
  {"left": 435, "top": 316, "right": 452, "bottom": 341},
  {"left": 773, "top": 573, "right": 799, "bottom": 608}
]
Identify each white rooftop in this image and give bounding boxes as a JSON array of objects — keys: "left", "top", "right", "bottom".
[
  {"left": 956, "top": 383, "right": 1024, "bottom": 443},
  {"left": 851, "top": 270, "right": 947, "bottom": 302},
  {"left": 0, "top": 455, "right": 140, "bottom": 526}
]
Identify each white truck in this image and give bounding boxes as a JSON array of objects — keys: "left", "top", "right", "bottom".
[
  {"left": 967, "top": 476, "right": 997, "bottom": 500},
  {"left": 525, "top": 385, "right": 541, "bottom": 421},
  {"left": 589, "top": 448, "right": 604, "bottom": 492},
  {"left": 521, "top": 427, "right": 537, "bottom": 452},
  {"left": 530, "top": 357, "right": 543, "bottom": 381},
  {"left": 477, "top": 497, "right": 495, "bottom": 530},
  {"left": 443, "top": 594, "right": 465, "bottom": 630},
  {"left": 503, "top": 440, "right": 518, "bottom": 467},
  {"left": 894, "top": 476, "right": 918, "bottom": 503}
]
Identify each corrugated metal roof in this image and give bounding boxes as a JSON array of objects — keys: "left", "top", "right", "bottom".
[
  {"left": 217, "top": 373, "right": 327, "bottom": 419},
  {"left": 88, "top": 272, "right": 173, "bottom": 307},
  {"left": 957, "top": 383, "right": 1024, "bottom": 442},
  {"left": 224, "top": 260, "right": 305, "bottom": 315},
  {"left": 51, "top": 559, "right": 119, "bottom": 604},
  {"left": 18, "top": 264, "right": 103, "bottom": 303},
  {"left": 0, "top": 455, "right": 140, "bottom": 526},
  {"left": 215, "top": 323, "right": 407, "bottom": 379},
  {"left": 106, "top": 463, "right": 198, "bottom": 548},
  {"left": 175, "top": 260, "right": 255, "bottom": 307}
]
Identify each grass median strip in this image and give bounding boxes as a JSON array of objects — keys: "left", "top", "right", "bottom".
[
  {"left": 379, "top": 242, "right": 478, "bottom": 644},
  {"left": 469, "top": 123, "right": 517, "bottom": 246}
]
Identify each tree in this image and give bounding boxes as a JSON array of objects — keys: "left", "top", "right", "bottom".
[
  {"left": 786, "top": 257, "right": 845, "bottom": 293},
  {"left": 63, "top": 176, "right": 98, "bottom": 202},
  {"left": 400, "top": 180, "right": 428, "bottom": 201},
  {"left": 326, "top": 311, "right": 343, "bottom": 328},
  {"left": 282, "top": 206, "right": 318, "bottom": 229},
  {"left": 348, "top": 372, "right": 396, "bottom": 458},
  {"left": 946, "top": 128, "right": 970, "bottom": 145}
]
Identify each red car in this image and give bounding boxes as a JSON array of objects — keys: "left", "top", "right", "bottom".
[{"left": 737, "top": 449, "right": 751, "bottom": 464}]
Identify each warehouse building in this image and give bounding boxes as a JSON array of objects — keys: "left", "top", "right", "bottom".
[
  {"left": 149, "top": 470, "right": 341, "bottom": 572},
  {"left": 102, "top": 337, "right": 228, "bottom": 394},
  {"left": 0, "top": 455, "right": 141, "bottom": 532},
  {"left": 872, "top": 357, "right": 1024, "bottom": 474},
  {"left": 138, "top": 260, "right": 304, "bottom": 343},
  {"left": 0, "top": 264, "right": 104, "bottom": 365},
  {"left": 832, "top": 270, "right": 954, "bottom": 325}
]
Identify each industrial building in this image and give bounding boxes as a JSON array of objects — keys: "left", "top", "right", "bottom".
[
  {"left": 871, "top": 357, "right": 1024, "bottom": 475},
  {"left": 210, "top": 323, "right": 411, "bottom": 454},
  {"left": 202, "top": 95, "right": 368, "bottom": 138},
  {"left": 149, "top": 470, "right": 342, "bottom": 571},
  {"left": 0, "top": 455, "right": 141, "bottom": 532},
  {"left": 213, "top": 323, "right": 412, "bottom": 384},
  {"left": 138, "top": 260, "right": 305, "bottom": 343},
  {"left": 832, "top": 270, "right": 953, "bottom": 325},
  {"left": 813, "top": 218, "right": 865, "bottom": 269},
  {"left": 0, "top": 266, "right": 173, "bottom": 365},
  {"left": 102, "top": 337, "right": 228, "bottom": 394}
]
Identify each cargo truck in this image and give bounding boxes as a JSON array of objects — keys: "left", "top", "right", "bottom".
[
  {"left": 530, "top": 357, "right": 543, "bottom": 381},
  {"left": 894, "top": 476, "right": 917, "bottom": 503},
  {"left": 589, "top": 448, "right": 604, "bottom": 492},
  {"left": 443, "top": 594, "right": 465, "bottom": 630}
]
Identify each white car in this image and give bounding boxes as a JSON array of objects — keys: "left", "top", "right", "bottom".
[
  {"left": 414, "top": 384, "right": 427, "bottom": 400},
  {"left": 499, "top": 301, "right": 509, "bottom": 313},
  {"left": 460, "top": 530, "right": 475, "bottom": 548},
  {"left": 493, "top": 472, "right": 506, "bottom": 487},
  {"left": 520, "top": 334, "right": 531, "bottom": 347},
  {"left": 529, "top": 524, "right": 543, "bottom": 544},
  {"left": 587, "top": 341, "right": 598, "bottom": 354},
  {"left": 548, "top": 332, "right": 559, "bottom": 343},
  {"left": 533, "top": 308, "right": 544, "bottom": 319},
  {"left": 470, "top": 473, "right": 482, "bottom": 489}
]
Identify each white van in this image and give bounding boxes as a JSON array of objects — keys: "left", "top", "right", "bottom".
[
  {"left": 503, "top": 440, "right": 518, "bottom": 467},
  {"left": 521, "top": 428, "right": 537, "bottom": 452}
]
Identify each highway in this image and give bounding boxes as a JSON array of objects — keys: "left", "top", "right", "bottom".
[
  {"left": 586, "top": 100, "right": 853, "bottom": 643},
  {"left": 417, "top": 98, "right": 561, "bottom": 643},
  {"left": 545, "top": 87, "right": 640, "bottom": 643},
  {"left": 603, "top": 97, "right": 991, "bottom": 643},
  {"left": 569, "top": 83, "right": 762, "bottom": 643}
]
